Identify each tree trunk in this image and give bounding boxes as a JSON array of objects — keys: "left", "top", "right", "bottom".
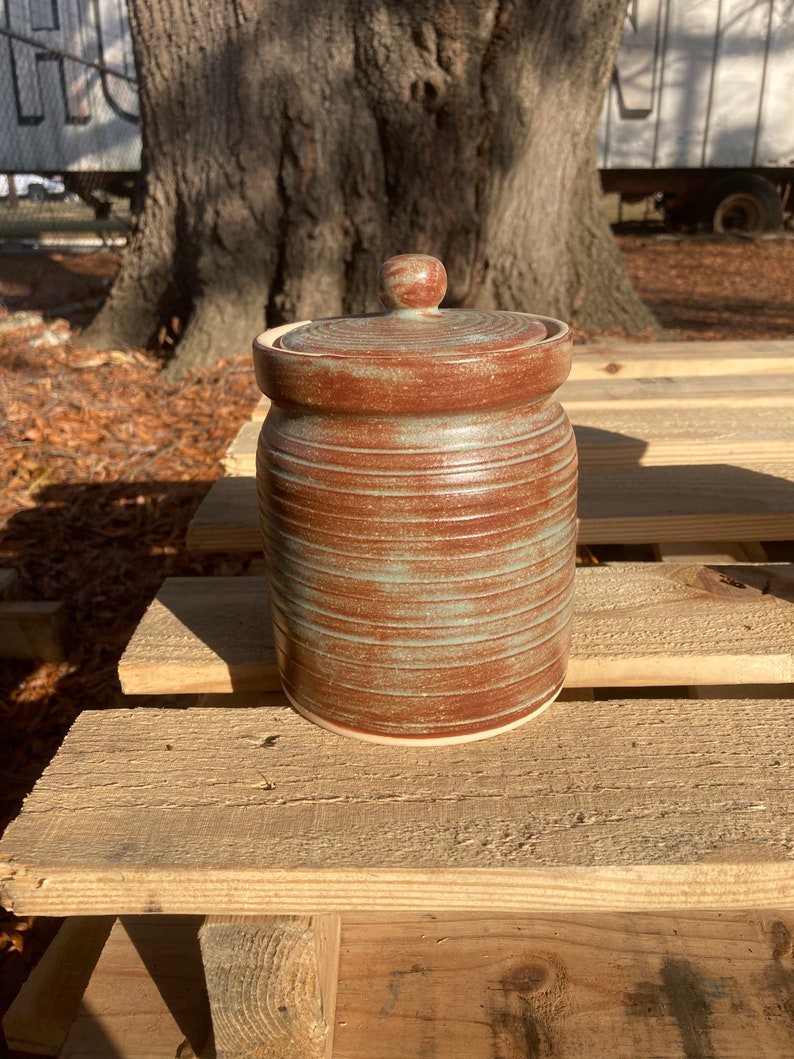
[{"left": 84, "top": 0, "right": 657, "bottom": 377}]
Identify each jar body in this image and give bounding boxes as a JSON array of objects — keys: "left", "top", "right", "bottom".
[{"left": 256, "top": 391, "right": 577, "bottom": 743}]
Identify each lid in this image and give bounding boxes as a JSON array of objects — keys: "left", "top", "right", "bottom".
[
  {"left": 254, "top": 254, "right": 571, "bottom": 414},
  {"left": 278, "top": 254, "right": 548, "bottom": 357}
]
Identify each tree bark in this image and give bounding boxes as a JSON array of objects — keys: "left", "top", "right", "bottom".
[{"left": 84, "top": 0, "right": 657, "bottom": 377}]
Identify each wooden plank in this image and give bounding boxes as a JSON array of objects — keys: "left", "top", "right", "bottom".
[
  {"left": 17, "top": 909, "right": 794, "bottom": 1058},
  {"left": 334, "top": 911, "right": 794, "bottom": 1059},
  {"left": 568, "top": 339, "right": 794, "bottom": 379},
  {"left": 117, "top": 565, "right": 794, "bottom": 695},
  {"left": 252, "top": 394, "right": 271, "bottom": 418},
  {"left": 561, "top": 372, "right": 794, "bottom": 408},
  {"left": 314, "top": 913, "right": 341, "bottom": 1059},
  {"left": 2, "top": 916, "right": 114, "bottom": 1056},
  {"left": 572, "top": 406, "right": 794, "bottom": 467},
  {"left": 568, "top": 562, "right": 793, "bottom": 687},
  {"left": 2, "top": 701, "right": 794, "bottom": 916},
  {"left": 118, "top": 576, "right": 280, "bottom": 694},
  {"left": 222, "top": 407, "right": 794, "bottom": 474},
  {"left": 187, "top": 464, "right": 794, "bottom": 552},
  {"left": 0, "top": 600, "right": 67, "bottom": 661},
  {"left": 654, "top": 541, "right": 769, "bottom": 564},
  {"left": 223, "top": 420, "right": 256, "bottom": 474},
  {"left": 578, "top": 464, "right": 794, "bottom": 544},
  {"left": 59, "top": 916, "right": 212, "bottom": 1059},
  {"left": 199, "top": 914, "right": 340, "bottom": 1059},
  {"left": 187, "top": 476, "right": 261, "bottom": 552}
]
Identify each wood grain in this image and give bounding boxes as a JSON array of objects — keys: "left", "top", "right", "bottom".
[
  {"left": 58, "top": 916, "right": 212, "bottom": 1059},
  {"left": 186, "top": 476, "right": 262, "bottom": 552},
  {"left": 653, "top": 541, "right": 769, "bottom": 564},
  {"left": 567, "top": 339, "right": 794, "bottom": 379},
  {"left": 333, "top": 910, "right": 794, "bottom": 1059},
  {"left": 199, "top": 914, "right": 340, "bottom": 1059},
  {"left": 187, "top": 463, "right": 794, "bottom": 552},
  {"left": 119, "top": 576, "right": 281, "bottom": 694},
  {"left": 118, "top": 565, "right": 794, "bottom": 694},
  {"left": 225, "top": 405, "right": 794, "bottom": 474},
  {"left": 314, "top": 913, "right": 341, "bottom": 1059},
  {"left": 27, "top": 910, "right": 794, "bottom": 1058},
  {"left": 561, "top": 372, "right": 794, "bottom": 408},
  {"left": 572, "top": 405, "right": 794, "bottom": 467},
  {"left": 577, "top": 463, "right": 794, "bottom": 543},
  {"left": 2, "top": 701, "right": 794, "bottom": 915},
  {"left": 2, "top": 916, "right": 114, "bottom": 1055}
]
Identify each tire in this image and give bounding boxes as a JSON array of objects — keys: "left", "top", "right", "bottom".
[
  {"left": 697, "top": 173, "right": 783, "bottom": 233},
  {"left": 26, "top": 183, "right": 46, "bottom": 202}
]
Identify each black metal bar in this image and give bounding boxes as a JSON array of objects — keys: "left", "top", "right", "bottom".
[{"left": 0, "top": 24, "right": 137, "bottom": 83}]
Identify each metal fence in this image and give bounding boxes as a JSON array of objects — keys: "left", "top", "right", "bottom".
[{"left": 0, "top": 0, "right": 141, "bottom": 242}]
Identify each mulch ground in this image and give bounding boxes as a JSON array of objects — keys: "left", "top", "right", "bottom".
[
  {"left": 0, "top": 253, "right": 262, "bottom": 1026},
  {"left": 617, "top": 233, "right": 794, "bottom": 340},
  {"left": 0, "top": 233, "right": 793, "bottom": 1036}
]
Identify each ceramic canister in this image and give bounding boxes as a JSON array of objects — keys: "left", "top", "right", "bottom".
[{"left": 253, "top": 254, "right": 578, "bottom": 744}]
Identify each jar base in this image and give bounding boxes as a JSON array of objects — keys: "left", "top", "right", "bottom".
[{"left": 282, "top": 686, "right": 563, "bottom": 746}]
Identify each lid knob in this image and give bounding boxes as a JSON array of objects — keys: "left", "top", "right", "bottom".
[{"left": 377, "top": 254, "right": 447, "bottom": 313}]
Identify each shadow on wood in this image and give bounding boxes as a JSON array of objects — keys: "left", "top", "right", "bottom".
[{"left": 59, "top": 916, "right": 213, "bottom": 1058}]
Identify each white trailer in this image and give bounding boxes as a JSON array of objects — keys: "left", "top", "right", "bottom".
[
  {"left": 598, "top": 0, "right": 794, "bottom": 230},
  {"left": 0, "top": 0, "right": 141, "bottom": 210},
  {"left": 3, "top": 0, "right": 792, "bottom": 231}
]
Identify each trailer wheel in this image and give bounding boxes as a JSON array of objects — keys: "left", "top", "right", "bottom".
[{"left": 697, "top": 174, "right": 783, "bottom": 233}]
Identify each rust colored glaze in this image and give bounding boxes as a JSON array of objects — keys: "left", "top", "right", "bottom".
[
  {"left": 253, "top": 255, "right": 577, "bottom": 744},
  {"left": 377, "top": 253, "right": 448, "bottom": 312}
]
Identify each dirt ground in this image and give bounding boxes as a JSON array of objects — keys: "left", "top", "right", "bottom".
[{"left": 0, "top": 233, "right": 793, "bottom": 1034}]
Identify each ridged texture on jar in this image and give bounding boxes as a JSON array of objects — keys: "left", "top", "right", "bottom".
[{"left": 255, "top": 396, "right": 577, "bottom": 743}]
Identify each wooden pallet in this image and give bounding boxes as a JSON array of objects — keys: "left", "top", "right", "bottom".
[
  {"left": 3, "top": 341, "right": 794, "bottom": 1058},
  {"left": 3, "top": 692, "right": 794, "bottom": 1057},
  {"left": 9, "top": 907, "right": 794, "bottom": 1058}
]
